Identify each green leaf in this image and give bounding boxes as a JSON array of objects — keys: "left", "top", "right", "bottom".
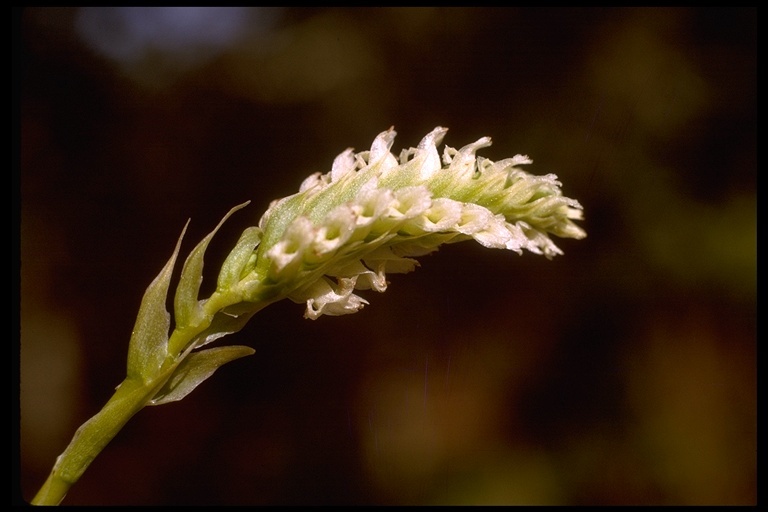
[
  {"left": 188, "top": 304, "right": 264, "bottom": 350},
  {"left": 126, "top": 221, "right": 189, "bottom": 382},
  {"left": 174, "top": 202, "right": 251, "bottom": 330},
  {"left": 147, "top": 345, "right": 255, "bottom": 405}
]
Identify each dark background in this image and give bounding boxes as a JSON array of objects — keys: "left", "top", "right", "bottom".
[{"left": 18, "top": 7, "right": 756, "bottom": 505}]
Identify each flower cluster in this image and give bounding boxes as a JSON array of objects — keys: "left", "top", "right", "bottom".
[
  {"left": 30, "top": 126, "right": 587, "bottom": 506},
  {"left": 239, "top": 127, "right": 585, "bottom": 319}
]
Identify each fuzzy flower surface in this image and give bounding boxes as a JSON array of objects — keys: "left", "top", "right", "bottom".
[{"left": 230, "top": 127, "right": 585, "bottom": 319}]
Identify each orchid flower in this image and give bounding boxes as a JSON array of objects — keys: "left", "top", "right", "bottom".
[
  {"left": 237, "top": 126, "right": 585, "bottom": 319},
  {"left": 31, "top": 127, "right": 585, "bottom": 505}
]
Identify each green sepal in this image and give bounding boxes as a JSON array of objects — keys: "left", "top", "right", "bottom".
[
  {"left": 187, "top": 303, "right": 263, "bottom": 350},
  {"left": 216, "top": 226, "right": 261, "bottom": 291},
  {"left": 255, "top": 193, "right": 308, "bottom": 264},
  {"left": 126, "top": 221, "right": 189, "bottom": 382},
  {"left": 174, "top": 202, "right": 251, "bottom": 330},
  {"left": 147, "top": 345, "right": 255, "bottom": 405}
]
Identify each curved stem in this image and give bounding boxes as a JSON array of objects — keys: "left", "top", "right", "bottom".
[
  {"left": 31, "top": 289, "right": 266, "bottom": 505},
  {"left": 30, "top": 374, "right": 171, "bottom": 505}
]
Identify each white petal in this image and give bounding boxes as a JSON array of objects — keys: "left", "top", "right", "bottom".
[
  {"left": 311, "top": 205, "right": 356, "bottom": 257},
  {"left": 471, "top": 216, "right": 523, "bottom": 252},
  {"left": 415, "top": 126, "right": 448, "bottom": 180},
  {"left": 369, "top": 127, "right": 397, "bottom": 163},
  {"left": 410, "top": 197, "right": 463, "bottom": 233},
  {"left": 354, "top": 187, "right": 396, "bottom": 226},
  {"left": 299, "top": 172, "right": 326, "bottom": 193},
  {"left": 510, "top": 154, "right": 533, "bottom": 167},
  {"left": 297, "top": 276, "right": 369, "bottom": 319},
  {"left": 331, "top": 148, "right": 356, "bottom": 182},
  {"left": 455, "top": 203, "right": 494, "bottom": 235},
  {"left": 266, "top": 216, "right": 314, "bottom": 277},
  {"left": 362, "top": 246, "right": 421, "bottom": 275},
  {"left": 447, "top": 136, "right": 492, "bottom": 178},
  {"left": 390, "top": 186, "right": 432, "bottom": 219},
  {"left": 330, "top": 260, "right": 388, "bottom": 292}
]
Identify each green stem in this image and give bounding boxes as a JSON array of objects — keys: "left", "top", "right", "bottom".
[
  {"left": 30, "top": 374, "right": 171, "bottom": 505},
  {"left": 31, "top": 289, "right": 263, "bottom": 505}
]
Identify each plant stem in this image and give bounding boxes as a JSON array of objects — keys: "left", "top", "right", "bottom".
[
  {"left": 30, "top": 288, "right": 262, "bottom": 505},
  {"left": 30, "top": 372, "right": 173, "bottom": 505}
]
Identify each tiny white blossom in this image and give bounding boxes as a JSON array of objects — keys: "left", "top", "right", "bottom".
[{"left": 239, "top": 127, "right": 585, "bottom": 318}]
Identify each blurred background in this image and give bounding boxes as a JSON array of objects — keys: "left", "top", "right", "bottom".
[{"left": 17, "top": 7, "right": 756, "bottom": 505}]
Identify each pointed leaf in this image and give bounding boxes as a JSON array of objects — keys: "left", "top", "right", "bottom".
[
  {"left": 174, "top": 202, "right": 250, "bottom": 330},
  {"left": 189, "top": 304, "right": 263, "bottom": 350},
  {"left": 148, "top": 345, "right": 255, "bottom": 405},
  {"left": 127, "top": 221, "right": 189, "bottom": 381}
]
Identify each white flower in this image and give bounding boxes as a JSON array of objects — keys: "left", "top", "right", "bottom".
[
  {"left": 293, "top": 276, "right": 369, "bottom": 320},
  {"left": 238, "top": 127, "right": 585, "bottom": 318}
]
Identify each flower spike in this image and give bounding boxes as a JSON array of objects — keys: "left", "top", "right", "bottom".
[{"left": 240, "top": 127, "right": 586, "bottom": 318}]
